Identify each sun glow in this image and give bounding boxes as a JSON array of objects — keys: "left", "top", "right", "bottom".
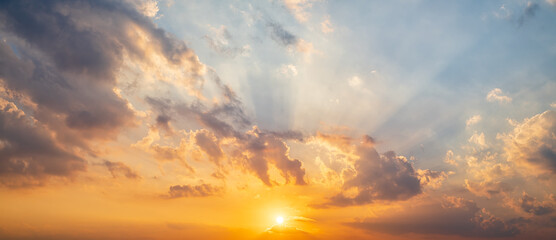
[{"left": 276, "top": 216, "right": 284, "bottom": 224}]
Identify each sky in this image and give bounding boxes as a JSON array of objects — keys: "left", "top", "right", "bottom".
[{"left": 0, "top": 0, "right": 555, "bottom": 239}]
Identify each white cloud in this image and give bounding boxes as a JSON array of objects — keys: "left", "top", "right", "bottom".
[
  {"left": 547, "top": 0, "right": 556, "bottom": 6},
  {"left": 466, "top": 115, "right": 482, "bottom": 127},
  {"left": 348, "top": 76, "right": 362, "bottom": 87},
  {"left": 127, "top": 0, "right": 160, "bottom": 18},
  {"left": 486, "top": 88, "right": 512, "bottom": 103}
]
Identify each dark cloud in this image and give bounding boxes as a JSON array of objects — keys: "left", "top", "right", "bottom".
[
  {"left": 145, "top": 95, "right": 307, "bottom": 187},
  {"left": 319, "top": 139, "right": 423, "bottom": 207},
  {"left": 240, "top": 127, "right": 306, "bottom": 186},
  {"left": 520, "top": 193, "right": 554, "bottom": 216},
  {"left": 102, "top": 160, "right": 140, "bottom": 179},
  {"left": 155, "top": 114, "right": 173, "bottom": 134},
  {"left": 267, "top": 21, "right": 298, "bottom": 47},
  {"left": 0, "top": 99, "right": 85, "bottom": 187},
  {"left": 1, "top": 0, "right": 307, "bottom": 188},
  {"left": 347, "top": 196, "right": 519, "bottom": 238},
  {"left": 518, "top": 2, "right": 540, "bottom": 27},
  {"left": 194, "top": 130, "right": 224, "bottom": 165},
  {"left": 167, "top": 183, "right": 223, "bottom": 198},
  {"left": 0, "top": 0, "right": 208, "bottom": 186}
]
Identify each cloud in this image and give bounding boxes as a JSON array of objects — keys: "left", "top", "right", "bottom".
[
  {"left": 268, "top": 21, "right": 298, "bottom": 47},
  {"left": 347, "top": 196, "right": 520, "bottom": 238},
  {"left": 167, "top": 183, "right": 224, "bottom": 198},
  {"left": 279, "top": 64, "right": 298, "bottom": 78},
  {"left": 237, "top": 126, "right": 307, "bottom": 186},
  {"left": 486, "top": 88, "right": 512, "bottom": 103},
  {"left": 503, "top": 110, "right": 556, "bottom": 175},
  {"left": 142, "top": 94, "right": 307, "bottom": 186},
  {"left": 465, "top": 179, "right": 513, "bottom": 198},
  {"left": 102, "top": 160, "right": 140, "bottom": 179},
  {"left": 315, "top": 134, "right": 444, "bottom": 207},
  {"left": 518, "top": 2, "right": 540, "bottom": 27},
  {"left": 321, "top": 16, "right": 334, "bottom": 33},
  {"left": 129, "top": 0, "right": 160, "bottom": 19},
  {"left": 282, "top": 0, "right": 316, "bottom": 23},
  {"left": 348, "top": 76, "right": 362, "bottom": 88},
  {"left": 194, "top": 129, "right": 224, "bottom": 165},
  {"left": 0, "top": 98, "right": 85, "bottom": 187},
  {"left": 468, "top": 131, "right": 487, "bottom": 147},
  {"left": 0, "top": 0, "right": 211, "bottom": 186},
  {"left": 520, "top": 193, "right": 555, "bottom": 216},
  {"left": 466, "top": 115, "right": 482, "bottom": 127},
  {"left": 203, "top": 25, "right": 250, "bottom": 58},
  {"left": 132, "top": 127, "right": 196, "bottom": 173},
  {"left": 444, "top": 150, "right": 458, "bottom": 166},
  {"left": 267, "top": 21, "right": 314, "bottom": 54}
]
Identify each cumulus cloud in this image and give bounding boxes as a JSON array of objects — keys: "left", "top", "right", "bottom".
[
  {"left": 0, "top": 98, "right": 85, "bottom": 187},
  {"left": 235, "top": 126, "right": 307, "bottom": 186},
  {"left": 486, "top": 88, "right": 512, "bottom": 103},
  {"left": 314, "top": 134, "right": 445, "bottom": 207},
  {"left": 503, "top": 110, "right": 556, "bottom": 175},
  {"left": 347, "top": 196, "right": 519, "bottom": 238},
  {"left": 468, "top": 131, "right": 487, "bottom": 147},
  {"left": 167, "top": 183, "right": 223, "bottom": 198}
]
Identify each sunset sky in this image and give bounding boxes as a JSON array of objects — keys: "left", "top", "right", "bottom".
[{"left": 1, "top": 0, "right": 556, "bottom": 239}]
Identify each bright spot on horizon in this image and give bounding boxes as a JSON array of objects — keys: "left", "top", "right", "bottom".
[{"left": 276, "top": 216, "right": 284, "bottom": 224}]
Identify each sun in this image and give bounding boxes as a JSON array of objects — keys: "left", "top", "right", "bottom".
[{"left": 276, "top": 216, "right": 284, "bottom": 224}]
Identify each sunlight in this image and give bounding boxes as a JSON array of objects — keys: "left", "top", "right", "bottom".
[{"left": 276, "top": 216, "right": 284, "bottom": 224}]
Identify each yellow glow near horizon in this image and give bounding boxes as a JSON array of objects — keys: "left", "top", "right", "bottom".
[{"left": 276, "top": 216, "right": 284, "bottom": 224}]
